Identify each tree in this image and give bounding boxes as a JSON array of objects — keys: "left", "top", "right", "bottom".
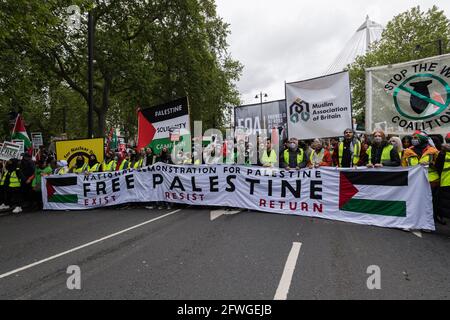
[
  {"left": 0, "top": 0, "right": 242, "bottom": 140},
  {"left": 349, "top": 6, "right": 450, "bottom": 126}
]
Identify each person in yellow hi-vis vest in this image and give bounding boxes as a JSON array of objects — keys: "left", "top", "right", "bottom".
[
  {"left": 403, "top": 130, "right": 441, "bottom": 224},
  {"left": 436, "top": 133, "right": 450, "bottom": 223},
  {"left": 280, "top": 138, "right": 307, "bottom": 170},
  {"left": 337, "top": 128, "right": 362, "bottom": 168},
  {"left": 102, "top": 151, "right": 117, "bottom": 172},
  {"left": 87, "top": 155, "right": 101, "bottom": 173},
  {"left": 70, "top": 156, "right": 88, "bottom": 174},
  {"left": 260, "top": 139, "right": 277, "bottom": 167},
  {"left": 0, "top": 159, "right": 24, "bottom": 213},
  {"left": 366, "top": 129, "right": 401, "bottom": 168}
]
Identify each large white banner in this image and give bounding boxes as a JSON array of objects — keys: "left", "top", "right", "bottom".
[
  {"left": 42, "top": 164, "right": 434, "bottom": 231},
  {"left": 366, "top": 54, "right": 450, "bottom": 135},
  {"left": 286, "top": 71, "right": 353, "bottom": 139}
]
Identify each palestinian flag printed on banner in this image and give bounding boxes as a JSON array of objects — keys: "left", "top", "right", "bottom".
[
  {"left": 46, "top": 177, "right": 79, "bottom": 204},
  {"left": 11, "top": 114, "right": 32, "bottom": 150},
  {"left": 137, "top": 97, "right": 191, "bottom": 154},
  {"left": 339, "top": 171, "right": 408, "bottom": 217},
  {"left": 335, "top": 167, "right": 435, "bottom": 230}
]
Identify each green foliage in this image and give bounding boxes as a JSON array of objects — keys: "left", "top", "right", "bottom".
[
  {"left": 349, "top": 6, "right": 450, "bottom": 126},
  {"left": 0, "top": 0, "right": 242, "bottom": 142}
]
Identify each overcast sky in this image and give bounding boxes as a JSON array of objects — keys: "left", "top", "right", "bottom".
[{"left": 216, "top": 0, "right": 450, "bottom": 106}]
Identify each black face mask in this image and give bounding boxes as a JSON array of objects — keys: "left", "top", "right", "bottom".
[
  {"left": 76, "top": 160, "right": 85, "bottom": 167},
  {"left": 89, "top": 158, "right": 97, "bottom": 166}
]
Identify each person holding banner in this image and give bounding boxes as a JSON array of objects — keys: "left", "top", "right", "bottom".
[
  {"left": 436, "top": 133, "right": 450, "bottom": 222},
  {"left": 87, "top": 155, "right": 101, "bottom": 173},
  {"left": 0, "top": 159, "right": 25, "bottom": 213},
  {"left": 117, "top": 153, "right": 131, "bottom": 170},
  {"left": 32, "top": 159, "right": 52, "bottom": 210},
  {"left": 366, "top": 130, "right": 401, "bottom": 168},
  {"left": 280, "top": 138, "right": 306, "bottom": 170},
  {"left": 309, "top": 139, "right": 332, "bottom": 168},
  {"left": 157, "top": 147, "right": 173, "bottom": 164},
  {"left": 260, "top": 139, "right": 278, "bottom": 168},
  {"left": 70, "top": 156, "right": 88, "bottom": 173},
  {"left": 102, "top": 151, "right": 117, "bottom": 172},
  {"left": 54, "top": 160, "right": 69, "bottom": 175},
  {"left": 337, "top": 129, "right": 362, "bottom": 168},
  {"left": 144, "top": 148, "right": 156, "bottom": 166},
  {"left": 403, "top": 130, "right": 441, "bottom": 224}
]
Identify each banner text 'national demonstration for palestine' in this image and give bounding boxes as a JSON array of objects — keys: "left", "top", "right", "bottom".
[{"left": 42, "top": 164, "right": 434, "bottom": 231}]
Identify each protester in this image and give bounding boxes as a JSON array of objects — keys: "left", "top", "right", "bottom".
[
  {"left": 330, "top": 137, "right": 340, "bottom": 166},
  {"left": 336, "top": 128, "right": 361, "bottom": 168},
  {"left": 309, "top": 139, "right": 332, "bottom": 168},
  {"left": 260, "top": 139, "right": 278, "bottom": 167},
  {"left": 118, "top": 152, "right": 131, "bottom": 170},
  {"left": 70, "top": 156, "right": 88, "bottom": 173},
  {"left": 144, "top": 148, "right": 155, "bottom": 166},
  {"left": 87, "top": 154, "right": 101, "bottom": 173},
  {"left": 32, "top": 159, "right": 52, "bottom": 210},
  {"left": 0, "top": 158, "right": 24, "bottom": 213},
  {"left": 157, "top": 147, "right": 173, "bottom": 164},
  {"left": 402, "top": 135, "right": 412, "bottom": 150},
  {"left": 54, "top": 160, "right": 69, "bottom": 175},
  {"left": 358, "top": 134, "right": 371, "bottom": 166},
  {"left": 389, "top": 136, "right": 404, "bottom": 159},
  {"left": 436, "top": 133, "right": 450, "bottom": 222},
  {"left": 366, "top": 130, "right": 401, "bottom": 168},
  {"left": 102, "top": 151, "right": 117, "bottom": 172},
  {"left": 280, "top": 138, "right": 306, "bottom": 170},
  {"left": 403, "top": 130, "right": 441, "bottom": 224},
  {"left": 20, "top": 153, "right": 35, "bottom": 209},
  {"left": 129, "top": 152, "right": 143, "bottom": 169}
]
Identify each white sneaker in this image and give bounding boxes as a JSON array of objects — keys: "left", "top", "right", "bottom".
[
  {"left": 0, "top": 203, "right": 9, "bottom": 210},
  {"left": 12, "top": 206, "right": 22, "bottom": 214},
  {"left": 145, "top": 206, "right": 154, "bottom": 210}
]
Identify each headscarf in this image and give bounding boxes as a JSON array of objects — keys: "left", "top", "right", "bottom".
[{"left": 413, "top": 130, "right": 435, "bottom": 148}]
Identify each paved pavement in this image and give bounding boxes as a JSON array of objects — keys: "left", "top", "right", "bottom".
[{"left": 0, "top": 206, "right": 449, "bottom": 300}]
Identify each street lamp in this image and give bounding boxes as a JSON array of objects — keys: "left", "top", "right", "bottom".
[
  {"left": 254, "top": 92, "right": 268, "bottom": 137},
  {"left": 87, "top": 11, "right": 94, "bottom": 138}
]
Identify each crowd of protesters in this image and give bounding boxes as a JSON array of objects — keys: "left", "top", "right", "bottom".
[{"left": 0, "top": 129, "right": 449, "bottom": 227}]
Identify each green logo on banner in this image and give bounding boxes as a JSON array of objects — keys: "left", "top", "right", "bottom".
[{"left": 393, "top": 73, "right": 450, "bottom": 121}]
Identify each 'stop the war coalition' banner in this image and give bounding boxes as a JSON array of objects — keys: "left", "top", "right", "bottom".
[
  {"left": 366, "top": 53, "right": 450, "bottom": 135},
  {"left": 42, "top": 163, "right": 435, "bottom": 231},
  {"left": 286, "top": 71, "right": 353, "bottom": 140}
]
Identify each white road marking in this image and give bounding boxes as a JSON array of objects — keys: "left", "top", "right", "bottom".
[
  {"left": 274, "top": 242, "right": 302, "bottom": 300},
  {"left": 210, "top": 209, "right": 242, "bottom": 221},
  {"left": 412, "top": 231, "right": 422, "bottom": 238},
  {"left": 0, "top": 209, "right": 182, "bottom": 280}
]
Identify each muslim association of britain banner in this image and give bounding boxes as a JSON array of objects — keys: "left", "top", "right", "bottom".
[
  {"left": 366, "top": 54, "right": 450, "bottom": 135},
  {"left": 42, "top": 164, "right": 434, "bottom": 231},
  {"left": 286, "top": 71, "right": 353, "bottom": 140},
  {"left": 137, "top": 97, "right": 191, "bottom": 154}
]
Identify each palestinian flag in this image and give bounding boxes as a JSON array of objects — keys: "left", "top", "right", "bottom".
[
  {"left": 46, "top": 177, "right": 78, "bottom": 204},
  {"left": 339, "top": 171, "right": 408, "bottom": 217},
  {"left": 11, "top": 114, "right": 32, "bottom": 150},
  {"left": 137, "top": 97, "right": 190, "bottom": 152}
]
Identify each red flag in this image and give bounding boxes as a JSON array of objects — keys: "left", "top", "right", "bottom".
[{"left": 137, "top": 110, "right": 156, "bottom": 150}]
